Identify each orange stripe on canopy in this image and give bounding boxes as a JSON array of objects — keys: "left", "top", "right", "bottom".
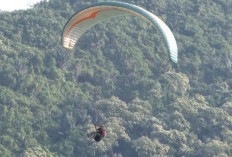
[{"left": 65, "top": 10, "right": 103, "bottom": 36}]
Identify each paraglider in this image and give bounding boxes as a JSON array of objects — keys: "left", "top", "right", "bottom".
[
  {"left": 87, "top": 124, "right": 106, "bottom": 142},
  {"left": 62, "top": 1, "right": 178, "bottom": 63}
]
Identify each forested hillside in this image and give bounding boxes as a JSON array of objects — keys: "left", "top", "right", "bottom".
[{"left": 0, "top": 0, "right": 232, "bottom": 156}]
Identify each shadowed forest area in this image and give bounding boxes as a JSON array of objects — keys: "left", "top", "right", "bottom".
[{"left": 0, "top": 0, "right": 232, "bottom": 156}]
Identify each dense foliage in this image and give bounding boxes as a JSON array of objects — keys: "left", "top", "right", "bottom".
[{"left": 0, "top": 0, "right": 232, "bottom": 156}]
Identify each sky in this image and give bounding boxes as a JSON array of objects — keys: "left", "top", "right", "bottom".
[{"left": 0, "top": 0, "right": 44, "bottom": 11}]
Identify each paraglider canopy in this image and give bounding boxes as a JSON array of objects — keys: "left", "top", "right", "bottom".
[{"left": 62, "top": 1, "right": 178, "bottom": 63}]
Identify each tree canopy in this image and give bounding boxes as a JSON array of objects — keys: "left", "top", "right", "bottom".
[{"left": 0, "top": 0, "right": 232, "bottom": 156}]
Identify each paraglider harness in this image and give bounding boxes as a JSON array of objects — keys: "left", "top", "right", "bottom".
[{"left": 88, "top": 124, "right": 106, "bottom": 142}]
